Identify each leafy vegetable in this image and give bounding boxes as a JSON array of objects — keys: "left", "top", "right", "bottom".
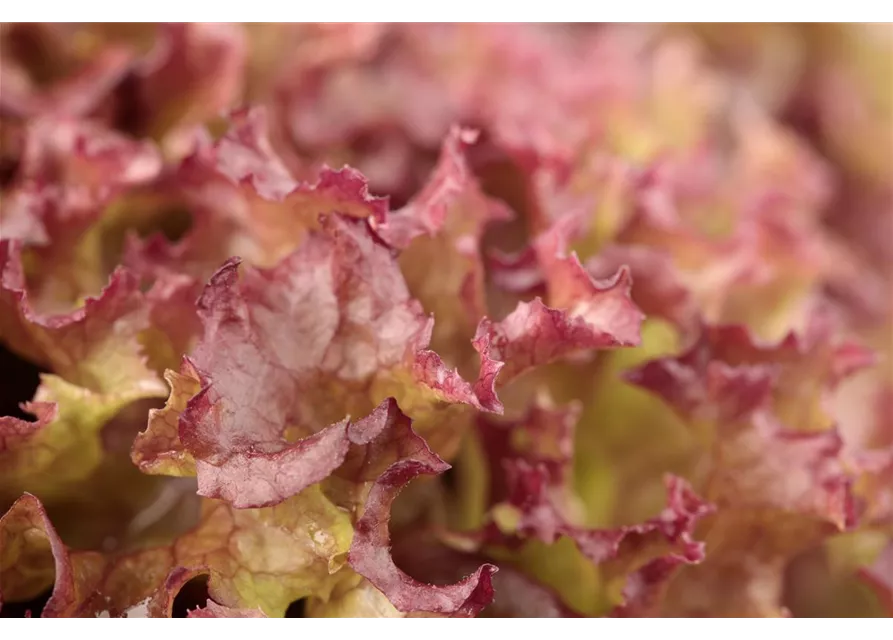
[{"left": 0, "top": 22, "right": 890, "bottom": 618}]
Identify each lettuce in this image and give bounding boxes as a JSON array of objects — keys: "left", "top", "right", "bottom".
[{"left": 0, "top": 23, "right": 890, "bottom": 618}]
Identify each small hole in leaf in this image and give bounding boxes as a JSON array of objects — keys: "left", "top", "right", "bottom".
[
  {"left": 0, "top": 345, "right": 45, "bottom": 421},
  {"left": 284, "top": 598, "right": 306, "bottom": 618},
  {"left": 171, "top": 575, "right": 209, "bottom": 618}
]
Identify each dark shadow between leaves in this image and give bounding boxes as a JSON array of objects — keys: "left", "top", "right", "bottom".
[
  {"left": 0, "top": 344, "right": 45, "bottom": 421},
  {"left": 0, "top": 588, "right": 52, "bottom": 618},
  {"left": 284, "top": 598, "right": 306, "bottom": 618},
  {"left": 171, "top": 574, "right": 209, "bottom": 618}
]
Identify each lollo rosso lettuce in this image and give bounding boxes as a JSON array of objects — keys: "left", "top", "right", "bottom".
[{"left": 0, "top": 23, "right": 891, "bottom": 618}]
